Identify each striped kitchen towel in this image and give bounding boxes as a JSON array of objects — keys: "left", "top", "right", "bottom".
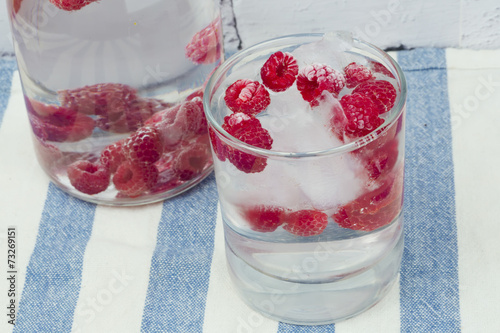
[{"left": 0, "top": 48, "right": 499, "bottom": 333}]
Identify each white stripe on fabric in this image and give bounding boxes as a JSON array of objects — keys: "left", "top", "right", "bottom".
[
  {"left": 0, "top": 72, "right": 49, "bottom": 333},
  {"left": 447, "top": 48, "right": 500, "bottom": 333},
  {"left": 202, "top": 205, "right": 280, "bottom": 333},
  {"left": 71, "top": 203, "right": 163, "bottom": 333}
]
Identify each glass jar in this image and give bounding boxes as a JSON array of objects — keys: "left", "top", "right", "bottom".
[{"left": 7, "top": 0, "right": 223, "bottom": 205}]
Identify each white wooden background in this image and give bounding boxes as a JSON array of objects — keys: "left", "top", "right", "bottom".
[{"left": 0, "top": 0, "right": 499, "bottom": 54}]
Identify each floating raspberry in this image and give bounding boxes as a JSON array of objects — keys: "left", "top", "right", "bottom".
[
  {"left": 49, "top": 0, "right": 97, "bottom": 11},
  {"left": 145, "top": 104, "right": 181, "bottom": 126},
  {"left": 332, "top": 174, "right": 403, "bottom": 232},
  {"left": 25, "top": 98, "right": 95, "bottom": 142},
  {"left": 224, "top": 79, "right": 271, "bottom": 116},
  {"left": 369, "top": 61, "right": 395, "bottom": 79},
  {"left": 123, "top": 126, "right": 163, "bottom": 165},
  {"left": 283, "top": 210, "right": 328, "bottom": 237},
  {"left": 208, "top": 127, "right": 228, "bottom": 162},
  {"left": 364, "top": 138, "right": 399, "bottom": 181},
  {"left": 344, "top": 62, "right": 373, "bottom": 88},
  {"left": 58, "top": 83, "right": 138, "bottom": 116},
  {"left": 340, "top": 93, "right": 384, "bottom": 138},
  {"left": 100, "top": 140, "right": 126, "bottom": 173},
  {"left": 222, "top": 113, "right": 273, "bottom": 173},
  {"left": 296, "top": 63, "right": 346, "bottom": 106},
  {"left": 260, "top": 51, "right": 299, "bottom": 92},
  {"left": 353, "top": 80, "right": 397, "bottom": 114},
  {"left": 243, "top": 205, "right": 288, "bottom": 232},
  {"left": 113, "top": 161, "right": 159, "bottom": 197},
  {"left": 172, "top": 143, "right": 212, "bottom": 181},
  {"left": 174, "top": 98, "right": 208, "bottom": 136},
  {"left": 96, "top": 97, "right": 169, "bottom": 133},
  {"left": 67, "top": 160, "right": 110, "bottom": 195},
  {"left": 185, "top": 18, "right": 222, "bottom": 64}
]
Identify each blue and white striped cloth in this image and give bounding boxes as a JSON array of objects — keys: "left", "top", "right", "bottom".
[{"left": 1, "top": 48, "right": 499, "bottom": 332}]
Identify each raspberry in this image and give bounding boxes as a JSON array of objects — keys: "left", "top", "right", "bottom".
[
  {"left": 174, "top": 98, "right": 208, "bottom": 136},
  {"left": 96, "top": 97, "right": 169, "bottom": 133},
  {"left": 25, "top": 99, "right": 95, "bottom": 142},
  {"left": 296, "top": 63, "right": 346, "bottom": 106},
  {"left": 67, "top": 160, "right": 110, "bottom": 195},
  {"left": 224, "top": 79, "right": 271, "bottom": 116},
  {"left": 369, "top": 61, "right": 395, "bottom": 79},
  {"left": 113, "top": 161, "right": 159, "bottom": 197},
  {"left": 222, "top": 113, "right": 273, "bottom": 173},
  {"left": 344, "top": 62, "right": 373, "bottom": 88},
  {"left": 100, "top": 140, "right": 126, "bottom": 173},
  {"left": 123, "top": 126, "right": 163, "bottom": 165},
  {"left": 340, "top": 93, "right": 384, "bottom": 138},
  {"left": 260, "top": 51, "right": 299, "bottom": 92},
  {"left": 172, "top": 143, "right": 212, "bottom": 181},
  {"left": 208, "top": 127, "right": 228, "bottom": 162},
  {"left": 145, "top": 104, "right": 181, "bottom": 126},
  {"left": 243, "top": 205, "right": 288, "bottom": 232},
  {"left": 185, "top": 19, "right": 222, "bottom": 64},
  {"left": 364, "top": 139, "right": 399, "bottom": 181},
  {"left": 283, "top": 210, "right": 328, "bottom": 237},
  {"left": 353, "top": 80, "right": 397, "bottom": 114},
  {"left": 58, "top": 83, "right": 138, "bottom": 116},
  {"left": 332, "top": 174, "right": 403, "bottom": 232},
  {"left": 49, "top": 0, "right": 97, "bottom": 11}
]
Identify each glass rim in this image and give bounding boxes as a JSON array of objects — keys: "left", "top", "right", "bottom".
[{"left": 203, "top": 32, "right": 407, "bottom": 159}]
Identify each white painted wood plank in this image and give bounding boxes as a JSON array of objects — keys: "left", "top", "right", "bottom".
[
  {"left": 460, "top": 0, "right": 500, "bottom": 49},
  {"left": 232, "top": 0, "right": 460, "bottom": 49}
]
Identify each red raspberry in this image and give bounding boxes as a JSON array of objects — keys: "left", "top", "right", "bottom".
[
  {"left": 208, "top": 127, "right": 228, "bottom": 162},
  {"left": 67, "top": 160, "right": 110, "bottom": 195},
  {"left": 222, "top": 113, "right": 273, "bottom": 173},
  {"left": 145, "top": 104, "right": 181, "bottom": 126},
  {"left": 100, "top": 140, "right": 126, "bottom": 173},
  {"left": 260, "top": 51, "right": 299, "bottom": 92},
  {"left": 369, "top": 61, "right": 395, "bottom": 79},
  {"left": 174, "top": 98, "right": 208, "bottom": 136},
  {"left": 364, "top": 139, "right": 399, "bottom": 181},
  {"left": 96, "top": 97, "right": 169, "bottom": 133},
  {"left": 113, "top": 161, "right": 159, "bottom": 197},
  {"left": 185, "top": 18, "right": 222, "bottom": 64},
  {"left": 353, "top": 80, "right": 397, "bottom": 114},
  {"left": 123, "top": 126, "right": 163, "bottom": 165},
  {"left": 332, "top": 173, "right": 403, "bottom": 232},
  {"left": 344, "top": 62, "right": 373, "bottom": 88},
  {"left": 25, "top": 99, "right": 95, "bottom": 142},
  {"left": 340, "top": 93, "right": 384, "bottom": 138},
  {"left": 58, "top": 83, "right": 138, "bottom": 116},
  {"left": 49, "top": 0, "right": 97, "bottom": 11},
  {"left": 296, "top": 64, "right": 346, "bottom": 106},
  {"left": 243, "top": 205, "right": 288, "bottom": 232},
  {"left": 224, "top": 79, "right": 271, "bottom": 116},
  {"left": 172, "top": 143, "right": 212, "bottom": 181},
  {"left": 283, "top": 210, "right": 328, "bottom": 237}
]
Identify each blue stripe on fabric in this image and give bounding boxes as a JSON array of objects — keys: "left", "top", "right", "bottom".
[
  {"left": 0, "top": 57, "right": 17, "bottom": 125},
  {"left": 278, "top": 322, "right": 335, "bottom": 332},
  {"left": 141, "top": 174, "right": 218, "bottom": 332},
  {"left": 398, "top": 49, "right": 461, "bottom": 331},
  {"left": 14, "top": 183, "right": 96, "bottom": 333}
]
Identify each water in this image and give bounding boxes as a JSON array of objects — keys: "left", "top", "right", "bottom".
[
  {"left": 9, "top": 0, "right": 222, "bottom": 204},
  {"left": 224, "top": 212, "right": 403, "bottom": 324},
  {"left": 207, "top": 33, "right": 406, "bottom": 324}
]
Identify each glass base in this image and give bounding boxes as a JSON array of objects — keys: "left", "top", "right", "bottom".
[{"left": 225, "top": 229, "right": 404, "bottom": 325}]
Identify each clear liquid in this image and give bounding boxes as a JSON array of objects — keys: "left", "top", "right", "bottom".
[
  {"left": 224, "top": 213, "right": 403, "bottom": 324},
  {"left": 9, "top": 0, "right": 222, "bottom": 204}
]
